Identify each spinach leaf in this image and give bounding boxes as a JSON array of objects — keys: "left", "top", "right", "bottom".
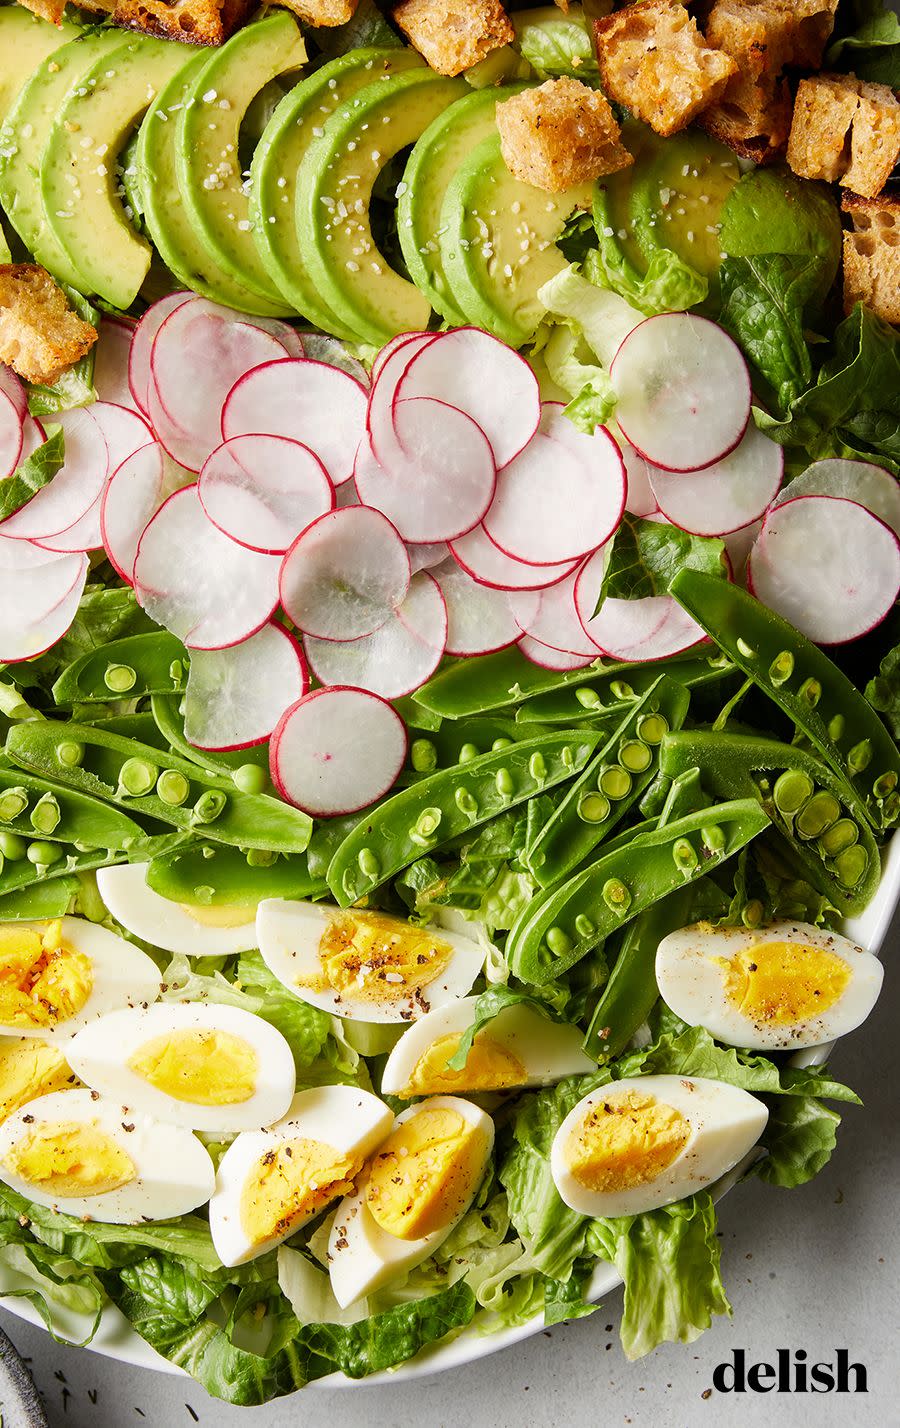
[
  {"left": 866, "top": 638, "right": 900, "bottom": 738},
  {"left": 827, "top": 0, "right": 900, "bottom": 85},
  {"left": 446, "top": 983, "right": 569, "bottom": 1071},
  {"left": 598, "top": 516, "right": 726, "bottom": 606},
  {"left": 0, "top": 424, "right": 65, "bottom": 521},
  {"left": 718, "top": 253, "right": 823, "bottom": 416}
]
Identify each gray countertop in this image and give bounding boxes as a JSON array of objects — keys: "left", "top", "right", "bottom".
[{"left": 2, "top": 924, "right": 895, "bottom": 1428}]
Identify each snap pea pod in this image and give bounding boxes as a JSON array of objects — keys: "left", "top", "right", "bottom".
[
  {"left": 0, "top": 845, "right": 125, "bottom": 897},
  {"left": 413, "top": 649, "right": 622, "bottom": 718},
  {"left": 327, "top": 730, "right": 602, "bottom": 907},
  {"left": 583, "top": 885, "right": 695, "bottom": 1062},
  {"left": 393, "top": 694, "right": 443, "bottom": 733},
  {"left": 0, "top": 768, "right": 145, "bottom": 850},
  {"left": 400, "top": 717, "right": 528, "bottom": 782},
  {"left": 5, "top": 722, "right": 311, "bottom": 854},
  {"left": 146, "top": 842, "right": 326, "bottom": 905},
  {"left": 671, "top": 569, "right": 900, "bottom": 833},
  {"left": 514, "top": 655, "right": 733, "bottom": 726},
  {"left": 52, "top": 632, "right": 189, "bottom": 705},
  {"left": 506, "top": 797, "right": 770, "bottom": 984},
  {"left": 87, "top": 713, "right": 173, "bottom": 750},
  {"left": 659, "top": 729, "right": 880, "bottom": 916},
  {"left": 0, "top": 878, "right": 80, "bottom": 920},
  {"left": 150, "top": 694, "right": 270, "bottom": 777},
  {"left": 526, "top": 676, "right": 690, "bottom": 887}
]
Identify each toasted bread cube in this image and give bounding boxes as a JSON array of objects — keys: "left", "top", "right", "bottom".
[
  {"left": 0, "top": 265, "right": 97, "bottom": 388},
  {"left": 778, "top": 0, "right": 839, "bottom": 68},
  {"left": 15, "top": 0, "right": 66, "bottom": 23},
  {"left": 392, "top": 0, "right": 514, "bottom": 77},
  {"left": 700, "top": 0, "right": 799, "bottom": 159},
  {"left": 788, "top": 74, "right": 900, "bottom": 198},
  {"left": 276, "top": 0, "right": 359, "bottom": 23},
  {"left": 842, "top": 192, "right": 900, "bottom": 324},
  {"left": 496, "top": 77, "right": 633, "bottom": 193},
  {"left": 594, "top": 1, "right": 736, "bottom": 138}
]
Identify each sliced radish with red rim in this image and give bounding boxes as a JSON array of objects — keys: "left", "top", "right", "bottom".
[
  {"left": 370, "top": 331, "right": 434, "bottom": 386},
  {"left": 449, "top": 523, "right": 579, "bottom": 592},
  {"left": 511, "top": 567, "right": 599, "bottom": 656},
  {"left": 0, "top": 366, "right": 27, "bottom": 423},
  {"left": 748, "top": 495, "right": 900, "bottom": 644},
  {"left": 39, "top": 404, "right": 154, "bottom": 554},
  {"left": 611, "top": 313, "right": 751, "bottom": 473},
  {"left": 101, "top": 442, "right": 165, "bottom": 584},
  {"left": 93, "top": 318, "right": 138, "bottom": 412},
  {"left": 222, "top": 359, "right": 367, "bottom": 488},
  {"left": 198, "top": 435, "right": 333, "bottom": 555},
  {"left": 303, "top": 570, "right": 447, "bottom": 700},
  {"left": 722, "top": 518, "right": 762, "bottom": 584},
  {"left": 517, "top": 635, "right": 594, "bottom": 671},
  {"left": 18, "top": 417, "right": 45, "bottom": 464},
  {"left": 0, "top": 547, "right": 88, "bottom": 662},
  {"left": 250, "top": 320, "right": 305, "bottom": 358},
  {"left": 430, "top": 558, "right": 519, "bottom": 655},
  {"left": 482, "top": 403, "right": 625, "bottom": 565},
  {"left": 0, "top": 388, "right": 23, "bottom": 482},
  {"left": 129, "top": 292, "right": 192, "bottom": 418},
  {"left": 621, "top": 441, "right": 658, "bottom": 517},
  {"left": 134, "top": 485, "right": 280, "bottom": 650},
  {"left": 647, "top": 423, "right": 783, "bottom": 537},
  {"left": 575, "top": 547, "right": 704, "bottom": 662},
  {"left": 0, "top": 407, "right": 109, "bottom": 541},
  {"left": 270, "top": 687, "right": 407, "bottom": 817},
  {"left": 772, "top": 458, "right": 900, "bottom": 538},
  {"left": 280, "top": 506, "right": 410, "bottom": 642},
  {"left": 299, "top": 332, "right": 367, "bottom": 385},
  {"left": 183, "top": 623, "right": 308, "bottom": 752},
  {"left": 407, "top": 542, "right": 449, "bottom": 574}
]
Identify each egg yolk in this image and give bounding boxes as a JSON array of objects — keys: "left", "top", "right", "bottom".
[
  {"left": 402, "top": 1032, "right": 525, "bottom": 1097},
  {"left": 365, "top": 1107, "right": 487, "bottom": 1240},
  {"left": 240, "top": 1138, "right": 362, "bottom": 1246},
  {"left": 180, "top": 903, "right": 258, "bottom": 928},
  {"left": 303, "top": 911, "right": 453, "bottom": 1007},
  {"left": 565, "top": 1091, "right": 690, "bottom": 1193},
  {"left": 3, "top": 1120, "right": 135, "bottom": 1197},
  {"left": 0, "top": 922, "right": 93, "bottom": 1030},
  {"left": 0, "top": 1038, "right": 77, "bottom": 1122},
  {"left": 714, "top": 940, "right": 852, "bottom": 1026},
  {"left": 128, "top": 1029, "right": 258, "bottom": 1105}
]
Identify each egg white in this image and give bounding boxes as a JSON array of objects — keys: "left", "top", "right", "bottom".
[
  {"left": 0, "top": 918, "right": 162, "bottom": 1042},
  {"left": 64, "top": 1002, "right": 296, "bottom": 1133},
  {"left": 380, "top": 995, "right": 595, "bottom": 1097},
  {"left": 209, "top": 1086, "right": 394, "bottom": 1267},
  {"left": 256, "top": 899, "right": 484, "bottom": 1023},
  {"left": 328, "top": 1095, "right": 494, "bottom": 1309},
  {"left": 0, "top": 1087, "right": 215, "bottom": 1223},
  {"left": 655, "top": 920, "right": 884, "bottom": 1051},
  {"left": 550, "top": 1074, "right": 768, "bottom": 1218},
  {"left": 96, "top": 862, "right": 259, "bottom": 957}
]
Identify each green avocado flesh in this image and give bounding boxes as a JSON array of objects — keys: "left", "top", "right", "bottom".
[
  {"left": 0, "top": 7, "right": 79, "bottom": 124},
  {"left": 719, "top": 166, "right": 843, "bottom": 297}
]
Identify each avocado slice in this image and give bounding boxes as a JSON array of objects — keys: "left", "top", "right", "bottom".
[
  {"left": 440, "top": 132, "right": 593, "bottom": 348},
  {"left": 177, "top": 12, "right": 306, "bottom": 312},
  {"left": 295, "top": 69, "right": 466, "bottom": 346},
  {"left": 41, "top": 36, "right": 193, "bottom": 310},
  {"left": 0, "top": 28, "right": 127, "bottom": 291},
  {"left": 251, "top": 47, "right": 422, "bottom": 336},
  {"left": 630, "top": 129, "right": 739, "bottom": 281},
  {"left": 399, "top": 83, "right": 531, "bottom": 326},
  {"left": 0, "top": 8, "right": 80, "bottom": 124},
  {"left": 718, "top": 166, "right": 842, "bottom": 301},
  {"left": 137, "top": 51, "right": 286, "bottom": 317}
]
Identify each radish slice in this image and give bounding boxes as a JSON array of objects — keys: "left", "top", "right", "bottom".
[
  {"left": 93, "top": 318, "right": 139, "bottom": 412},
  {"left": 222, "top": 359, "right": 367, "bottom": 488},
  {"left": 270, "top": 687, "right": 407, "bottom": 817},
  {"left": 150, "top": 300, "right": 288, "bottom": 472},
  {"left": 511, "top": 567, "right": 598, "bottom": 657},
  {"left": 0, "top": 388, "right": 23, "bottom": 481},
  {"left": 371, "top": 331, "right": 435, "bottom": 387},
  {"left": 365, "top": 333, "right": 437, "bottom": 462},
  {"left": 0, "top": 366, "right": 27, "bottom": 423},
  {"left": 431, "top": 558, "right": 519, "bottom": 656},
  {"left": 647, "top": 423, "right": 784, "bottom": 537},
  {"left": 134, "top": 485, "right": 280, "bottom": 650},
  {"left": 449, "top": 523, "right": 579, "bottom": 591},
  {"left": 621, "top": 441, "right": 658, "bottom": 517},
  {"left": 101, "top": 443, "right": 165, "bottom": 584},
  {"left": 611, "top": 314, "right": 751, "bottom": 473},
  {"left": 0, "top": 547, "right": 88, "bottom": 662},
  {"left": 574, "top": 546, "right": 704, "bottom": 661},
  {"left": 0, "top": 407, "right": 108, "bottom": 540},
  {"left": 518, "top": 635, "right": 594, "bottom": 671},
  {"left": 407, "top": 542, "right": 449, "bottom": 574},
  {"left": 723, "top": 518, "right": 762, "bottom": 585},
  {"left": 129, "top": 293, "right": 192, "bottom": 417},
  {"left": 198, "top": 435, "right": 334, "bottom": 555},
  {"left": 280, "top": 507, "right": 410, "bottom": 642},
  {"left": 395, "top": 328, "right": 541, "bottom": 469},
  {"left": 357, "top": 398, "right": 496, "bottom": 543},
  {"left": 772, "top": 458, "right": 900, "bottom": 538},
  {"left": 39, "top": 404, "right": 154, "bottom": 554},
  {"left": 250, "top": 321, "right": 305, "bottom": 359},
  {"left": 483, "top": 403, "right": 625, "bottom": 565},
  {"left": 299, "top": 332, "right": 367, "bottom": 386},
  {"left": 183, "top": 622, "right": 308, "bottom": 752},
  {"left": 748, "top": 495, "right": 900, "bottom": 644},
  {"left": 304, "top": 571, "right": 447, "bottom": 700}
]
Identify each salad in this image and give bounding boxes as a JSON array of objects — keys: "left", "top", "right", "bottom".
[{"left": 0, "top": 0, "right": 899, "bottom": 1407}]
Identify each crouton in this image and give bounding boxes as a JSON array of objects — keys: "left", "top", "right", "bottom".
[
  {"left": 788, "top": 74, "right": 900, "bottom": 199},
  {"left": 14, "top": 0, "right": 65, "bottom": 22},
  {"left": 35, "top": 0, "right": 257, "bottom": 44},
  {"left": 392, "top": 0, "right": 514, "bottom": 77},
  {"left": 699, "top": 1, "right": 799, "bottom": 160},
  {"left": 275, "top": 0, "right": 359, "bottom": 23},
  {"left": 842, "top": 191, "right": 900, "bottom": 324},
  {"left": 495, "top": 77, "right": 632, "bottom": 193},
  {"left": 0, "top": 265, "right": 97, "bottom": 388},
  {"left": 594, "top": 0, "right": 736, "bottom": 139},
  {"left": 774, "top": 0, "right": 839, "bottom": 69}
]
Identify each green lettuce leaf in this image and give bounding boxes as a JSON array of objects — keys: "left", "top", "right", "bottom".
[
  {"left": 543, "top": 1259, "right": 600, "bottom": 1326},
  {"left": 587, "top": 1193, "right": 730, "bottom": 1359},
  {"left": 717, "top": 253, "right": 822, "bottom": 416},
  {"left": 0, "top": 424, "right": 65, "bottom": 521},
  {"left": 598, "top": 515, "right": 727, "bottom": 605},
  {"left": 827, "top": 0, "right": 900, "bottom": 84},
  {"left": 752, "top": 1095, "right": 842, "bottom": 1187},
  {"left": 312, "top": 0, "right": 402, "bottom": 56},
  {"left": 0, "top": 1214, "right": 104, "bottom": 1344},
  {"left": 538, "top": 264, "right": 643, "bottom": 368},
  {"left": 540, "top": 325, "right": 617, "bottom": 434},
  {"left": 584, "top": 245, "right": 708, "bottom": 318},
  {"left": 513, "top": 8, "right": 600, "bottom": 82},
  {"left": 447, "top": 984, "right": 565, "bottom": 1071},
  {"left": 236, "top": 951, "right": 362, "bottom": 1084},
  {"left": 866, "top": 639, "right": 900, "bottom": 738}
]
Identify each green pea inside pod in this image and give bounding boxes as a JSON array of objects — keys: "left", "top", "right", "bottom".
[{"left": 118, "top": 758, "right": 159, "bottom": 798}]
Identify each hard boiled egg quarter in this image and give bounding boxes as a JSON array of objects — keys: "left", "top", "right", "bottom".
[
  {"left": 96, "top": 862, "right": 258, "bottom": 957},
  {"left": 0, "top": 1037, "right": 78, "bottom": 1123},
  {"left": 328, "top": 1095, "right": 494, "bottom": 1308},
  {"left": 256, "top": 900, "right": 484, "bottom": 1023},
  {"left": 209, "top": 1086, "right": 394, "bottom": 1267},
  {"left": 0, "top": 1087, "right": 215, "bottom": 1223},
  {"left": 381, "top": 995, "right": 595, "bottom": 1097},
  {"left": 65, "top": 1002, "right": 296, "bottom": 1133},
  {"left": 0, "top": 918, "right": 161, "bottom": 1041},
  {"left": 551, "top": 1074, "right": 768, "bottom": 1218},
  {"left": 655, "top": 920, "right": 883, "bottom": 1051}
]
